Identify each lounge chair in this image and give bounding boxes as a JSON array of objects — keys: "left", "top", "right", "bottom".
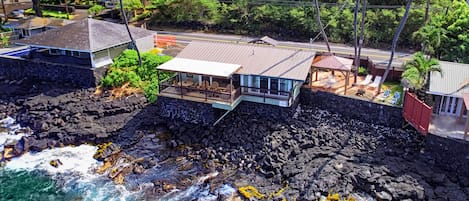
[
  {"left": 368, "top": 76, "right": 382, "bottom": 88},
  {"left": 325, "top": 75, "right": 336, "bottom": 89},
  {"left": 389, "top": 91, "right": 401, "bottom": 105},
  {"left": 359, "top": 74, "right": 373, "bottom": 86},
  {"left": 378, "top": 89, "right": 391, "bottom": 101}
]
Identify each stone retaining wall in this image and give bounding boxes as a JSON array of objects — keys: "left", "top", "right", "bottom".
[
  {"left": 156, "top": 95, "right": 300, "bottom": 125},
  {"left": 155, "top": 96, "right": 218, "bottom": 126},
  {"left": 425, "top": 134, "right": 469, "bottom": 176},
  {"left": 0, "top": 56, "right": 106, "bottom": 87},
  {"left": 300, "top": 88, "right": 403, "bottom": 128}
]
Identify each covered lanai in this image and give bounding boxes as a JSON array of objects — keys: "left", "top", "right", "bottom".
[{"left": 310, "top": 55, "right": 353, "bottom": 95}]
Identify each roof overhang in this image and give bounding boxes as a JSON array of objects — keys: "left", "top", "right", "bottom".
[
  {"left": 426, "top": 90, "right": 462, "bottom": 98},
  {"left": 14, "top": 43, "right": 92, "bottom": 53},
  {"left": 157, "top": 58, "right": 242, "bottom": 78}
]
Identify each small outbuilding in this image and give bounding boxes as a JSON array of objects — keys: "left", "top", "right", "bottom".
[
  {"left": 15, "top": 18, "right": 156, "bottom": 68},
  {"left": 310, "top": 55, "right": 354, "bottom": 95},
  {"left": 428, "top": 61, "right": 469, "bottom": 117}
]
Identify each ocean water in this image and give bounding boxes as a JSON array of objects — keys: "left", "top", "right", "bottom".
[
  {"left": 1, "top": 145, "right": 142, "bottom": 201},
  {"left": 0, "top": 116, "right": 235, "bottom": 201}
]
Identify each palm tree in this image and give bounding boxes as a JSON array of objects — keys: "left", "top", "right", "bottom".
[
  {"left": 314, "top": 0, "right": 331, "bottom": 53},
  {"left": 357, "top": 0, "right": 367, "bottom": 77},
  {"left": 401, "top": 52, "right": 442, "bottom": 91},
  {"left": 119, "top": 0, "right": 142, "bottom": 66},
  {"left": 377, "top": 0, "right": 413, "bottom": 95},
  {"left": 353, "top": 0, "right": 359, "bottom": 83},
  {"left": 412, "top": 25, "right": 447, "bottom": 59},
  {"left": 32, "top": 0, "right": 42, "bottom": 17}
]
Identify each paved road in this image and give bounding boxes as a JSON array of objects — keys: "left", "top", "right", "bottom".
[{"left": 158, "top": 31, "right": 414, "bottom": 69}]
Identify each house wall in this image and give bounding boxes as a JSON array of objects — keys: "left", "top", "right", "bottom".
[
  {"left": 370, "top": 64, "right": 403, "bottom": 82},
  {"left": 135, "top": 35, "right": 155, "bottom": 52},
  {"left": 93, "top": 49, "right": 113, "bottom": 68},
  {"left": 239, "top": 75, "right": 302, "bottom": 107},
  {"left": 0, "top": 55, "right": 107, "bottom": 87},
  {"left": 29, "top": 48, "right": 93, "bottom": 67},
  {"left": 433, "top": 95, "right": 466, "bottom": 117}
]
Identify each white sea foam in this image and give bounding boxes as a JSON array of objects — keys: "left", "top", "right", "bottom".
[
  {"left": 5, "top": 145, "right": 143, "bottom": 201},
  {"left": 0, "top": 116, "right": 31, "bottom": 152}
]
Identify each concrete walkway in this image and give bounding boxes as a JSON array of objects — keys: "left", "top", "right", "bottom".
[{"left": 429, "top": 115, "right": 468, "bottom": 142}]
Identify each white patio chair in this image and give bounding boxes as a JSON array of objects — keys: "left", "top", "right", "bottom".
[
  {"left": 359, "top": 74, "right": 373, "bottom": 86},
  {"left": 368, "top": 76, "right": 382, "bottom": 88}
]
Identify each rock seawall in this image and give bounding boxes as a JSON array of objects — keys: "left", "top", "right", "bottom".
[
  {"left": 425, "top": 134, "right": 469, "bottom": 176},
  {"left": 0, "top": 56, "right": 106, "bottom": 87},
  {"left": 300, "top": 88, "right": 403, "bottom": 128}
]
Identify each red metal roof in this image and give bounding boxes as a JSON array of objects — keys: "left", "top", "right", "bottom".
[{"left": 312, "top": 55, "right": 353, "bottom": 71}]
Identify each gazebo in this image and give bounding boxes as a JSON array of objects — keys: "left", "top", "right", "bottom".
[
  {"left": 310, "top": 55, "right": 353, "bottom": 95},
  {"left": 458, "top": 93, "right": 469, "bottom": 139}
]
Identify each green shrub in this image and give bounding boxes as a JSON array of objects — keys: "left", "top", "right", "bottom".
[
  {"left": 101, "top": 49, "right": 173, "bottom": 103},
  {"left": 88, "top": 5, "right": 104, "bottom": 16},
  {"left": 112, "top": 49, "right": 140, "bottom": 68},
  {"left": 358, "top": 66, "right": 368, "bottom": 76},
  {"left": 133, "top": 10, "right": 152, "bottom": 21},
  {"left": 100, "top": 68, "right": 141, "bottom": 88}
]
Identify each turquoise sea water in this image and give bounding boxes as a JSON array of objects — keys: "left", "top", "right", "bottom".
[{"left": 0, "top": 169, "right": 78, "bottom": 201}]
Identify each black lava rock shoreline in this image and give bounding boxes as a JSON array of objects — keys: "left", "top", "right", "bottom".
[{"left": 1, "top": 78, "right": 468, "bottom": 200}]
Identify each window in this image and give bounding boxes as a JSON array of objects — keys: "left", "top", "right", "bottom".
[
  {"left": 279, "top": 79, "right": 288, "bottom": 96},
  {"left": 71, "top": 51, "right": 81, "bottom": 57},
  {"left": 242, "top": 75, "right": 249, "bottom": 92},
  {"left": 270, "top": 78, "right": 278, "bottom": 95},
  {"left": 49, "top": 49, "right": 64, "bottom": 55},
  {"left": 250, "top": 76, "right": 260, "bottom": 93}
]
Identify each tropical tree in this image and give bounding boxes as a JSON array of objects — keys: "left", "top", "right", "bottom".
[
  {"left": 413, "top": 0, "right": 469, "bottom": 63},
  {"left": 401, "top": 52, "right": 442, "bottom": 90},
  {"left": 32, "top": 0, "right": 42, "bottom": 17},
  {"left": 377, "top": 0, "right": 413, "bottom": 95},
  {"left": 119, "top": 0, "right": 142, "bottom": 66},
  {"left": 314, "top": 0, "right": 331, "bottom": 52},
  {"left": 353, "top": 0, "right": 359, "bottom": 83},
  {"left": 119, "top": 0, "right": 143, "bottom": 18}
]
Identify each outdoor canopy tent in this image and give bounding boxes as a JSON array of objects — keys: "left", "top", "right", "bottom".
[{"left": 311, "top": 55, "right": 354, "bottom": 95}]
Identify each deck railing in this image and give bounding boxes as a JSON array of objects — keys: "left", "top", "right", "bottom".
[
  {"left": 158, "top": 75, "right": 298, "bottom": 106},
  {"left": 159, "top": 77, "right": 241, "bottom": 104}
]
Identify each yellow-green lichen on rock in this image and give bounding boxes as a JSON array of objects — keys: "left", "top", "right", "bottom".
[
  {"left": 93, "top": 142, "right": 112, "bottom": 160},
  {"left": 238, "top": 185, "right": 266, "bottom": 200}
]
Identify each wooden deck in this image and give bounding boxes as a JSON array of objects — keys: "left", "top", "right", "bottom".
[
  {"left": 159, "top": 86, "right": 239, "bottom": 105},
  {"left": 429, "top": 115, "right": 469, "bottom": 142},
  {"left": 309, "top": 71, "right": 401, "bottom": 106}
]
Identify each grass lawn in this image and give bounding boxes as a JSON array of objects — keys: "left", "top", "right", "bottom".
[
  {"left": 25, "top": 9, "right": 74, "bottom": 20},
  {"left": 380, "top": 81, "right": 404, "bottom": 105}
]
